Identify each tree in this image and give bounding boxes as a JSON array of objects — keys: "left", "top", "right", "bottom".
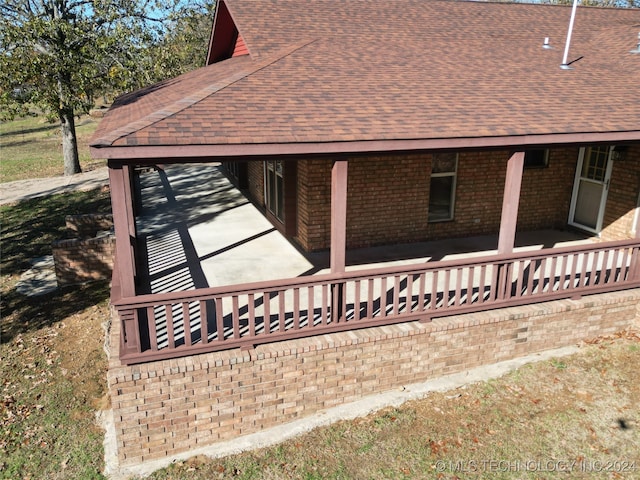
[
  {"left": 144, "top": 2, "right": 217, "bottom": 83},
  {"left": 0, "top": 1, "right": 213, "bottom": 176}
]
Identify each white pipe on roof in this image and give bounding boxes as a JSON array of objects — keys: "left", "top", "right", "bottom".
[{"left": 561, "top": 0, "right": 580, "bottom": 69}]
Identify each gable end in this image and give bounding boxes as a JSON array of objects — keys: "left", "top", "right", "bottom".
[{"left": 206, "top": 0, "right": 249, "bottom": 65}]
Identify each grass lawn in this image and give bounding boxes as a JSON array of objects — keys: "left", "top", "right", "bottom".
[
  {"left": 0, "top": 114, "right": 104, "bottom": 183},
  {"left": 1, "top": 191, "right": 112, "bottom": 479},
  {"left": 142, "top": 334, "right": 640, "bottom": 480},
  {"left": 0, "top": 114, "right": 639, "bottom": 479}
]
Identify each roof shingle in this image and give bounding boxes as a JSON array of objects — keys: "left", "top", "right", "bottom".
[{"left": 91, "top": 0, "right": 640, "bottom": 156}]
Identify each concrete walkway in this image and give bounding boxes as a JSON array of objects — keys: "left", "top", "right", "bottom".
[
  {"left": 0, "top": 166, "right": 109, "bottom": 205},
  {"left": 136, "top": 164, "right": 315, "bottom": 293}
]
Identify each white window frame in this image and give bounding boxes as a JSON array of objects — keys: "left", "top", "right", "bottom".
[
  {"left": 264, "top": 160, "right": 284, "bottom": 223},
  {"left": 428, "top": 153, "right": 458, "bottom": 223},
  {"left": 568, "top": 146, "right": 614, "bottom": 235},
  {"left": 632, "top": 191, "right": 640, "bottom": 236}
]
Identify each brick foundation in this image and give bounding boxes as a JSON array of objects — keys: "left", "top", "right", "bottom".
[{"left": 107, "top": 288, "right": 640, "bottom": 468}]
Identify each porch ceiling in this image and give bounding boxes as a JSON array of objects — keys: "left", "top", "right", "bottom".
[{"left": 135, "top": 164, "right": 594, "bottom": 294}]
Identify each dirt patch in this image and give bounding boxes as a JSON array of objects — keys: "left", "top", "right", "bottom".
[
  {"left": 54, "top": 302, "right": 111, "bottom": 405},
  {"left": 0, "top": 280, "right": 110, "bottom": 479}
]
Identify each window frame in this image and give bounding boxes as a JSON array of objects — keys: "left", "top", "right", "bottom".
[
  {"left": 428, "top": 153, "right": 458, "bottom": 223},
  {"left": 264, "top": 160, "right": 285, "bottom": 223},
  {"left": 632, "top": 191, "right": 640, "bottom": 236}
]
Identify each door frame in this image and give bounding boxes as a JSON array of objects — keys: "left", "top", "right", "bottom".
[
  {"left": 568, "top": 145, "right": 614, "bottom": 235},
  {"left": 264, "top": 159, "right": 285, "bottom": 223},
  {"left": 263, "top": 159, "right": 298, "bottom": 237}
]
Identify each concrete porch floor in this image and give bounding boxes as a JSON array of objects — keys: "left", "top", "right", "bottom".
[{"left": 135, "top": 164, "right": 594, "bottom": 295}]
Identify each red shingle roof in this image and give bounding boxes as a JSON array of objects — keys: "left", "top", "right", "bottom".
[{"left": 91, "top": 0, "right": 640, "bottom": 158}]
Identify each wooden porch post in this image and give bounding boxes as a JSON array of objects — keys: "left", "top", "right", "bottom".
[
  {"left": 331, "top": 159, "right": 348, "bottom": 273},
  {"left": 108, "top": 161, "right": 141, "bottom": 355},
  {"left": 331, "top": 159, "right": 348, "bottom": 322},
  {"left": 494, "top": 151, "right": 525, "bottom": 300},
  {"left": 123, "top": 164, "right": 137, "bottom": 277},
  {"left": 497, "top": 151, "right": 525, "bottom": 254}
]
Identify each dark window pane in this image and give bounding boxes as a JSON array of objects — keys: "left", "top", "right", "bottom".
[
  {"left": 524, "top": 149, "right": 548, "bottom": 168},
  {"left": 268, "top": 169, "right": 276, "bottom": 214},
  {"left": 582, "top": 147, "right": 608, "bottom": 182},
  {"left": 429, "top": 176, "right": 454, "bottom": 222},
  {"left": 276, "top": 174, "right": 284, "bottom": 221}
]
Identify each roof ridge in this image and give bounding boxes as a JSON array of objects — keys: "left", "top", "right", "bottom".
[{"left": 91, "top": 39, "right": 317, "bottom": 147}]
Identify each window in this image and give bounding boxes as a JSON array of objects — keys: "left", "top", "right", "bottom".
[
  {"left": 524, "top": 149, "right": 549, "bottom": 168},
  {"left": 265, "top": 160, "right": 284, "bottom": 222},
  {"left": 632, "top": 191, "right": 640, "bottom": 236},
  {"left": 581, "top": 146, "right": 608, "bottom": 182},
  {"left": 428, "top": 153, "right": 457, "bottom": 222},
  {"left": 223, "top": 161, "right": 247, "bottom": 188}
]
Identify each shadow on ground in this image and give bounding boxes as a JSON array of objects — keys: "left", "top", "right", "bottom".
[
  {"left": 1, "top": 188, "right": 112, "bottom": 343},
  {"left": 0, "top": 281, "right": 111, "bottom": 343}
]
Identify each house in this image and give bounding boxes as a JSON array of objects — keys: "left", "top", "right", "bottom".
[{"left": 90, "top": 0, "right": 640, "bottom": 471}]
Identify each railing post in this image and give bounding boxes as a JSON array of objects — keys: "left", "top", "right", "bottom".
[
  {"left": 498, "top": 262, "right": 508, "bottom": 300},
  {"left": 118, "top": 307, "right": 142, "bottom": 356},
  {"left": 491, "top": 261, "right": 508, "bottom": 301},
  {"left": 630, "top": 245, "right": 640, "bottom": 280},
  {"left": 331, "top": 282, "right": 345, "bottom": 323}
]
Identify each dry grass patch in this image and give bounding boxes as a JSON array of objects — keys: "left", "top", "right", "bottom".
[
  {"left": 0, "top": 189, "right": 112, "bottom": 479},
  {"left": 145, "top": 331, "right": 640, "bottom": 480},
  {"left": 0, "top": 297, "right": 110, "bottom": 480}
]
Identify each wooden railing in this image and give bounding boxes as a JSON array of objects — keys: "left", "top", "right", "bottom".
[{"left": 113, "top": 239, "right": 640, "bottom": 364}]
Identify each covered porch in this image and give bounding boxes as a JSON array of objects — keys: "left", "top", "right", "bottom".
[{"left": 111, "top": 162, "right": 640, "bottom": 364}]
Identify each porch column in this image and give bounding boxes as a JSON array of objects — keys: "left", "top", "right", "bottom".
[
  {"left": 497, "top": 151, "right": 525, "bottom": 254},
  {"left": 635, "top": 207, "right": 640, "bottom": 240},
  {"left": 330, "top": 159, "right": 348, "bottom": 273},
  {"left": 123, "top": 164, "right": 137, "bottom": 277},
  {"left": 109, "top": 161, "right": 137, "bottom": 296},
  {"left": 109, "top": 161, "right": 140, "bottom": 355}
]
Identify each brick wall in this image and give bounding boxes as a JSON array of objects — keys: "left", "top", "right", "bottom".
[
  {"left": 107, "top": 288, "right": 640, "bottom": 469},
  {"left": 518, "top": 148, "right": 578, "bottom": 231},
  {"left": 52, "top": 213, "right": 115, "bottom": 285},
  {"left": 600, "top": 145, "right": 640, "bottom": 242},
  {"left": 243, "top": 147, "right": 639, "bottom": 252},
  {"left": 291, "top": 148, "right": 581, "bottom": 251},
  {"left": 295, "top": 158, "right": 331, "bottom": 251},
  {"left": 246, "top": 160, "right": 265, "bottom": 207},
  {"left": 65, "top": 213, "right": 114, "bottom": 237},
  {"left": 53, "top": 235, "right": 115, "bottom": 285},
  {"left": 347, "top": 155, "right": 429, "bottom": 247}
]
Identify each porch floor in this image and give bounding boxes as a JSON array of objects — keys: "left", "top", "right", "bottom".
[{"left": 135, "top": 164, "right": 594, "bottom": 295}]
